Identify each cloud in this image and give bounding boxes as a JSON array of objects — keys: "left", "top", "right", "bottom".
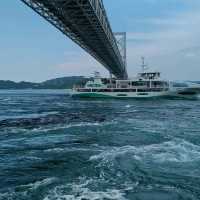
[
  {"left": 180, "top": 46, "right": 200, "bottom": 56},
  {"left": 126, "top": 10, "right": 200, "bottom": 80}
]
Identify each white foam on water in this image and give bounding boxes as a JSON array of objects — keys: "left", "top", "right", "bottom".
[
  {"left": 20, "top": 177, "right": 57, "bottom": 190},
  {"left": 0, "top": 192, "right": 17, "bottom": 200},
  {"left": 0, "top": 97, "right": 12, "bottom": 102},
  {"left": 15, "top": 155, "right": 42, "bottom": 161},
  {"left": 1, "top": 127, "right": 28, "bottom": 135},
  {"left": 32, "top": 121, "right": 116, "bottom": 133},
  {"left": 90, "top": 139, "right": 200, "bottom": 164},
  {"left": 1, "top": 120, "right": 116, "bottom": 135},
  {"left": 125, "top": 105, "right": 131, "bottom": 108},
  {"left": 0, "top": 111, "right": 59, "bottom": 120},
  {"left": 44, "top": 189, "right": 126, "bottom": 200},
  {"left": 0, "top": 177, "right": 57, "bottom": 200},
  {"left": 9, "top": 109, "right": 26, "bottom": 113},
  {"left": 43, "top": 178, "right": 127, "bottom": 200},
  {"left": 44, "top": 147, "right": 66, "bottom": 153},
  {"left": 31, "top": 122, "right": 101, "bottom": 133},
  {"left": 44, "top": 147, "right": 93, "bottom": 153}
]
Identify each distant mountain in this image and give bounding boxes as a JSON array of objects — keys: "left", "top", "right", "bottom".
[
  {"left": 0, "top": 76, "right": 90, "bottom": 89},
  {"left": 189, "top": 81, "right": 200, "bottom": 84},
  {"left": 0, "top": 77, "right": 199, "bottom": 89}
]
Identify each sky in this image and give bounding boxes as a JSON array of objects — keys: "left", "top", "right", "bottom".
[{"left": 0, "top": 0, "right": 200, "bottom": 82}]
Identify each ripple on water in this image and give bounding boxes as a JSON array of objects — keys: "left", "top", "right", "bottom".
[{"left": 1, "top": 93, "right": 200, "bottom": 200}]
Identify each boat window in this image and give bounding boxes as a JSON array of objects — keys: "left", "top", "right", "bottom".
[
  {"left": 139, "top": 72, "right": 160, "bottom": 80},
  {"left": 115, "top": 89, "right": 127, "bottom": 92},
  {"left": 138, "top": 89, "right": 151, "bottom": 92},
  {"left": 78, "top": 89, "right": 91, "bottom": 92},
  {"left": 87, "top": 84, "right": 102, "bottom": 88},
  {"left": 137, "top": 88, "right": 165, "bottom": 92},
  {"left": 151, "top": 81, "right": 168, "bottom": 87},
  {"left": 114, "top": 89, "right": 136, "bottom": 92},
  {"left": 117, "top": 94, "right": 127, "bottom": 97},
  {"left": 132, "top": 81, "right": 148, "bottom": 86},
  {"left": 92, "top": 89, "right": 111, "bottom": 92},
  {"left": 138, "top": 93, "right": 148, "bottom": 95},
  {"left": 150, "top": 88, "right": 165, "bottom": 92}
]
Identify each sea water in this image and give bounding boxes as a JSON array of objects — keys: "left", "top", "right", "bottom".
[{"left": 0, "top": 90, "right": 200, "bottom": 200}]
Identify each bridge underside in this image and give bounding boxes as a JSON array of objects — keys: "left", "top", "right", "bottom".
[{"left": 21, "top": 0, "right": 128, "bottom": 79}]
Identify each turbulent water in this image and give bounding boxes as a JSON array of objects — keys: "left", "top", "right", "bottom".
[{"left": 0, "top": 90, "right": 200, "bottom": 200}]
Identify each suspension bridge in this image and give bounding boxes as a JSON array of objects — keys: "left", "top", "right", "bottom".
[{"left": 20, "top": 0, "right": 128, "bottom": 79}]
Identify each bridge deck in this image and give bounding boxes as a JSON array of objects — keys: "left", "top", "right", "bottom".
[{"left": 21, "top": 0, "right": 127, "bottom": 79}]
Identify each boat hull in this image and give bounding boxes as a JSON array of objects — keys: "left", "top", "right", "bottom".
[
  {"left": 70, "top": 87, "right": 200, "bottom": 99},
  {"left": 71, "top": 91, "right": 170, "bottom": 99}
]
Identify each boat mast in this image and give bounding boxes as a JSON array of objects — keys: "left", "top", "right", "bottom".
[
  {"left": 141, "top": 57, "right": 152, "bottom": 88},
  {"left": 141, "top": 56, "right": 147, "bottom": 73}
]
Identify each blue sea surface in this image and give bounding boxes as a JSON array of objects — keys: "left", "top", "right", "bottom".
[{"left": 0, "top": 90, "right": 200, "bottom": 200}]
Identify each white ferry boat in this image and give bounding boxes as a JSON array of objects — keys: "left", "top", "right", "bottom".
[{"left": 71, "top": 60, "right": 200, "bottom": 99}]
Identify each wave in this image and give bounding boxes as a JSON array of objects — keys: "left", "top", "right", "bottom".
[
  {"left": 42, "top": 177, "right": 188, "bottom": 200},
  {"left": 90, "top": 139, "right": 200, "bottom": 164},
  {"left": 43, "top": 178, "right": 127, "bottom": 200},
  {"left": 32, "top": 122, "right": 102, "bottom": 132},
  {"left": 30, "top": 121, "right": 116, "bottom": 133},
  {"left": 0, "top": 177, "right": 57, "bottom": 200},
  {"left": 44, "top": 147, "right": 94, "bottom": 153},
  {"left": 0, "top": 121, "right": 116, "bottom": 138},
  {"left": 0, "top": 111, "right": 59, "bottom": 121},
  {"left": 44, "top": 189, "right": 126, "bottom": 200},
  {"left": 8, "top": 109, "right": 26, "bottom": 113},
  {"left": 0, "top": 112, "right": 110, "bottom": 130},
  {"left": 0, "top": 97, "right": 12, "bottom": 102},
  {"left": 125, "top": 104, "right": 132, "bottom": 108},
  {"left": 20, "top": 177, "right": 57, "bottom": 190}
]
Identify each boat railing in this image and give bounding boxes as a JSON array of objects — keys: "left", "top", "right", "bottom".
[
  {"left": 75, "top": 87, "right": 169, "bottom": 93},
  {"left": 129, "top": 85, "right": 168, "bottom": 89}
]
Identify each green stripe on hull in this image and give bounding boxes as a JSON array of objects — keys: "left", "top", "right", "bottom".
[
  {"left": 72, "top": 92, "right": 163, "bottom": 99},
  {"left": 72, "top": 93, "right": 113, "bottom": 98}
]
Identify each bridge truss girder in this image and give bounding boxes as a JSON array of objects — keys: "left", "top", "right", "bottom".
[{"left": 20, "top": 0, "right": 128, "bottom": 79}]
